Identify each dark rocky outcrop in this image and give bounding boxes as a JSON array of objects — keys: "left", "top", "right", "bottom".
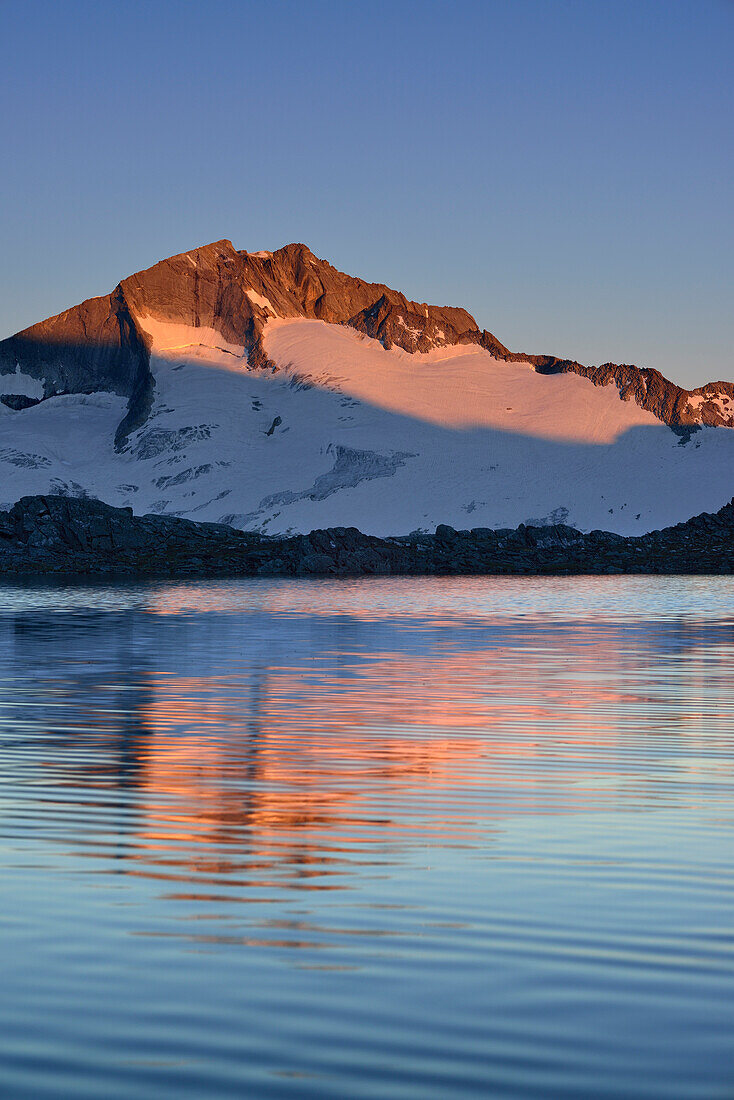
[
  {"left": 0, "top": 494, "right": 731, "bottom": 577},
  {"left": 0, "top": 285, "right": 152, "bottom": 451},
  {"left": 0, "top": 394, "right": 41, "bottom": 411},
  {"left": 2, "top": 240, "right": 732, "bottom": 447}
]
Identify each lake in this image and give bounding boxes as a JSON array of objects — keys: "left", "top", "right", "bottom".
[{"left": 1, "top": 576, "right": 733, "bottom": 1098}]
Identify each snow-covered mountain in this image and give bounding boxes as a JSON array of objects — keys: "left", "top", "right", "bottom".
[{"left": 1, "top": 239, "right": 732, "bottom": 535}]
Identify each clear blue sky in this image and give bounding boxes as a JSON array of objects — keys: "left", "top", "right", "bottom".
[{"left": 1, "top": 0, "right": 732, "bottom": 387}]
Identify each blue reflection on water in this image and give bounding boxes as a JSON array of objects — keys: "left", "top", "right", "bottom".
[{"left": 1, "top": 576, "right": 733, "bottom": 1099}]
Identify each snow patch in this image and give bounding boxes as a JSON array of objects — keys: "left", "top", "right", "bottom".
[
  {"left": 245, "top": 289, "right": 278, "bottom": 316},
  {"left": 136, "top": 315, "right": 246, "bottom": 361},
  {"left": 239, "top": 446, "right": 415, "bottom": 528},
  {"left": 130, "top": 425, "right": 216, "bottom": 460},
  {"left": 524, "top": 506, "right": 572, "bottom": 527},
  {"left": 397, "top": 317, "right": 423, "bottom": 340},
  {"left": 263, "top": 318, "right": 662, "bottom": 444},
  {"left": 49, "top": 478, "right": 91, "bottom": 499},
  {"left": 0, "top": 447, "right": 52, "bottom": 469},
  {"left": 0, "top": 391, "right": 127, "bottom": 504},
  {"left": 686, "top": 391, "right": 734, "bottom": 421},
  {"left": 155, "top": 464, "right": 213, "bottom": 489},
  {"left": 0, "top": 366, "right": 45, "bottom": 400}
]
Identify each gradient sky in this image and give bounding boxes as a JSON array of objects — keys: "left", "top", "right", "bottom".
[{"left": 1, "top": 0, "right": 732, "bottom": 388}]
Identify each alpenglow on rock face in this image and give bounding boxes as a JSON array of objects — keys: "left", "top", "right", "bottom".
[{"left": 0, "top": 239, "right": 732, "bottom": 536}]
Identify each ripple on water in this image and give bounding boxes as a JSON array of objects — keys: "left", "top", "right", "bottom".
[{"left": 0, "top": 576, "right": 733, "bottom": 1099}]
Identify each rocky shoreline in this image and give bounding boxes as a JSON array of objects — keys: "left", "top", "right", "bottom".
[{"left": 0, "top": 494, "right": 732, "bottom": 577}]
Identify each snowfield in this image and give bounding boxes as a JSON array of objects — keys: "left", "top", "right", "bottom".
[
  {"left": 0, "top": 316, "right": 732, "bottom": 535},
  {"left": 263, "top": 319, "right": 664, "bottom": 443}
]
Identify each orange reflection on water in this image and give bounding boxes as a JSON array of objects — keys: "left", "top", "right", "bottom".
[
  {"left": 122, "top": 634, "right": 677, "bottom": 886},
  {"left": 26, "top": 603, "right": 730, "bottom": 899}
]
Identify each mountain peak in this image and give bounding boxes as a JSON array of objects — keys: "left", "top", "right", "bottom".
[
  {"left": 1, "top": 239, "right": 732, "bottom": 450},
  {"left": 0, "top": 238, "right": 732, "bottom": 538}
]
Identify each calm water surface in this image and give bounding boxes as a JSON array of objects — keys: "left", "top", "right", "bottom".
[{"left": 1, "top": 576, "right": 733, "bottom": 1098}]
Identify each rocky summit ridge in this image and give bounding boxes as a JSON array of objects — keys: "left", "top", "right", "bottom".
[{"left": 1, "top": 239, "right": 732, "bottom": 450}]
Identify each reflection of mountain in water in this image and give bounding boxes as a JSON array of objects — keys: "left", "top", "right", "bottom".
[{"left": 1, "top": 586, "right": 732, "bottom": 893}]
